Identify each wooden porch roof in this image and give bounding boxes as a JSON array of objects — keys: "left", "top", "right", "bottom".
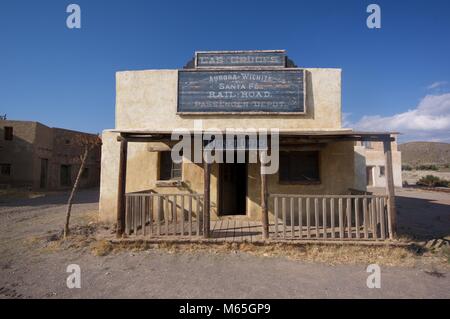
[{"left": 109, "top": 129, "right": 398, "bottom": 142}]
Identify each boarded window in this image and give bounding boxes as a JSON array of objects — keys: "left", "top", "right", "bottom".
[
  {"left": 159, "top": 151, "right": 182, "bottom": 181},
  {"left": 1, "top": 164, "right": 11, "bottom": 176},
  {"left": 279, "top": 151, "right": 320, "bottom": 183},
  {"left": 4, "top": 127, "right": 13, "bottom": 140}
]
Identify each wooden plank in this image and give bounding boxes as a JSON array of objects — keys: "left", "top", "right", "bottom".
[
  {"left": 228, "top": 220, "right": 236, "bottom": 242},
  {"left": 363, "top": 198, "right": 369, "bottom": 239},
  {"left": 298, "top": 198, "right": 303, "bottom": 239},
  {"left": 178, "top": 70, "right": 305, "bottom": 113},
  {"left": 330, "top": 198, "right": 335, "bottom": 239},
  {"left": 116, "top": 138, "right": 128, "bottom": 237},
  {"left": 196, "top": 196, "right": 201, "bottom": 236},
  {"left": 125, "top": 196, "right": 129, "bottom": 235},
  {"left": 217, "top": 220, "right": 224, "bottom": 241},
  {"left": 314, "top": 198, "right": 320, "bottom": 238},
  {"left": 383, "top": 139, "right": 397, "bottom": 239},
  {"left": 171, "top": 195, "right": 176, "bottom": 235},
  {"left": 188, "top": 196, "right": 192, "bottom": 236},
  {"left": 195, "top": 51, "right": 286, "bottom": 68},
  {"left": 165, "top": 197, "right": 169, "bottom": 236},
  {"left": 322, "top": 198, "right": 327, "bottom": 239},
  {"left": 203, "top": 161, "right": 211, "bottom": 238},
  {"left": 180, "top": 195, "right": 185, "bottom": 236},
  {"left": 274, "top": 196, "right": 279, "bottom": 238},
  {"left": 371, "top": 198, "right": 378, "bottom": 240},
  {"left": 346, "top": 198, "right": 352, "bottom": 238},
  {"left": 290, "top": 197, "right": 295, "bottom": 239},
  {"left": 156, "top": 196, "right": 161, "bottom": 236},
  {"left": 222, "top": 219, "right": 229, "bottom": 241},
  {"left": 260, "top": 156, "right": 269, "bottom": 239},
  {"left": 306, "top": 197, "right": 311, "bottom": 239},
  {"left": 142, "top": 197, "right": 146, "bottom": 236},
  {"left": 132, "top": 196, "right": 136, "bottom": 235},
  {"left": 149, "top": 195, "right": 153, "bottom": 236},
  {"left": 379, "top": 197, "right": 386, "bottom": 240},
  {"left": 210, "top": 220, "right": 217, "bottom": 240},
  {"left": 282, "top": 197, "right": 287, "bottom": 238},
  {"left": 338, "top": 198, "right": 344, "bottom": 239},
  {"left": 355, "top": 198, "right": 360, "bottom": 239}
]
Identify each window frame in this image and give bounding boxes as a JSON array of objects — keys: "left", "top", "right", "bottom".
[
  {"left": 158, "top": 151, "right": 183, "bottom": 182},
  {"left": 278, "top": 150, "right": 321, "bottom": 185},
  {"left": 379, "top": 165, "right": 385, "bottom": 177}
]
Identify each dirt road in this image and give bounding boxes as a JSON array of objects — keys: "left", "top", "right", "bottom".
[{"left": 0, "top": 189, "right": 449, "bottom": 299}]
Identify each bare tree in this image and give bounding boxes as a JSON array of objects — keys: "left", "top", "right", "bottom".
[{"left": 63, "top": 134, "right": 101, "bottom": 238}]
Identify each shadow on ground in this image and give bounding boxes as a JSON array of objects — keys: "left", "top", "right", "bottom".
[
  {"left": 397, "top": 194, "right": 450, "bottom": 241},
  {"left": 0, "top": 188, "right": 99, "bottom": 207}
]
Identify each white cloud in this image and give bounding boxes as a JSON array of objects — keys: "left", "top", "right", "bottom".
[
  {"left": 351, "top": 93, "right": 450, "bottom": 142},
  {"left": 427, "top": 81, "right": 448, "bottom": 90},
  {"left": 341, "top": 112, "right": 352, "bottom": 128}
]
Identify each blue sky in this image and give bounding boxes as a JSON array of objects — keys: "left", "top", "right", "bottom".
[{"left": 1, "top": 0, "right": 449, "bottom": 142}]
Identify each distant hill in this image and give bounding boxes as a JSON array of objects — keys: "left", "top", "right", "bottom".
[{"left": 399, "top": 142, "right": 450, "bottom": 167}]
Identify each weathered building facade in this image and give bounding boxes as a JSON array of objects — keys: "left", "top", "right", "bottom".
[
  {"left": 0, "top": 120, "right": 101, "bottom": 190},
  {"left": 354, "top": 137, "right": 402, "bottom": 189},
  {"left": 100, "top": 50, "right": 398, "bottom": 241}
]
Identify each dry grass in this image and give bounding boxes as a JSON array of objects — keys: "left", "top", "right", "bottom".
[
  {"left": 87, "top": 240, "right": 450, "bottom": 268},
  {"left": 25, "top": 220, "right": 449, "bottom": 269}
]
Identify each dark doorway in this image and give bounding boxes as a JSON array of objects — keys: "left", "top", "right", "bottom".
[
  {"left": 60, "top": 164, "right": 72, "bottom": 187},
  {"left": 366, "top": 166, "right": 374, "bottom": 186},
  {"left": 40, "top": 158, "right": 48, "bottom": 188},
  {"left": 219, "top": 163, "right": 247, "bottom": 215}
]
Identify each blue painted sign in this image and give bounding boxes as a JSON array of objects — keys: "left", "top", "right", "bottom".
[{"left": 177, "top": 70, "right": 305, "bottom": 113}]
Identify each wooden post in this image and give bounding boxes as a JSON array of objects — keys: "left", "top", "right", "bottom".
[
  {"left": 203, "top": 156, "right": 211, "bottom": 238},
  {"left": 383, "top": 138, "right": 397, "bottom": 239},
  {"left": 116, "top": 137, "right": 128, "bottom": 237},
  {"left": 260, "top": 151, "right": 269, "bottom": 239}
]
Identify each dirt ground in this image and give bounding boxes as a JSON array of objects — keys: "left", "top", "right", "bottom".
[{"left": 0, "top": 188, "right": 449, "bottom": 299}]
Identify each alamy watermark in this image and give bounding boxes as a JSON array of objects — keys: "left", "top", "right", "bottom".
[
  {"left": 366, "top": 4, "right": 381, "bottom": 29},
  {"left": 66, "top": 264, "right": 81, "bottom": 289},
  {"left": 170, "top": 120, "right": 280, "bottom": 174},
  {"left": 366, "top": 264, "right": 381, "bottom": 288},
  {"left": 66, "top": 4, "right": 81, "bottom": 29}
]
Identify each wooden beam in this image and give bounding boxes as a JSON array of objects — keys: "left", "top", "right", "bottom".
[
  {"left": 260, "top": 152, "right": 269, "bottom": 239},
  {"left": 203, "top": 156, "right": 211, "bottom": 238},
  {"left": 279, "top": 144, "right": 327, "bottom": 151},
  {"left": 383, "top": 139, "right": 397, "bottom": 239},
  {"left": 116, "top": 138, "right": 128, "bottom": 237},
  {"left": 117, "top": 135, "right": 172, "bottom": 143}
]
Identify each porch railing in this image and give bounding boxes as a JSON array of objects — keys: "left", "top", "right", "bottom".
[
  {"left": 125, "top": 193, "right": 204, "bottom": 237},
  {"left": 270, "top": 194, "right": 391, "bottom": 240}
]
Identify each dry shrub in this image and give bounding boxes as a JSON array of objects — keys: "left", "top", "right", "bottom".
[{"left": 91, "top": 240, "right": 114, "bottom": 256}]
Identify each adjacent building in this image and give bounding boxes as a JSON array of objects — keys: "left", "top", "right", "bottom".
[
  {"left": 0, "top": 120, "right": 101, "bottom": 190},
  {"left": 354, "top": 137, "right": 402, "bottom": 189}
]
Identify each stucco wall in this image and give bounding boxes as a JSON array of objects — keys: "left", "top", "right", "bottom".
[
  {"left": 354, "top": 141, "right": 403, "bottom": 189},
  {"left": 0, "top": 120, "right": 38, "bottom": 187},
  {"left": 115, "top": 68, "right": 342, "bottom": 131}
]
